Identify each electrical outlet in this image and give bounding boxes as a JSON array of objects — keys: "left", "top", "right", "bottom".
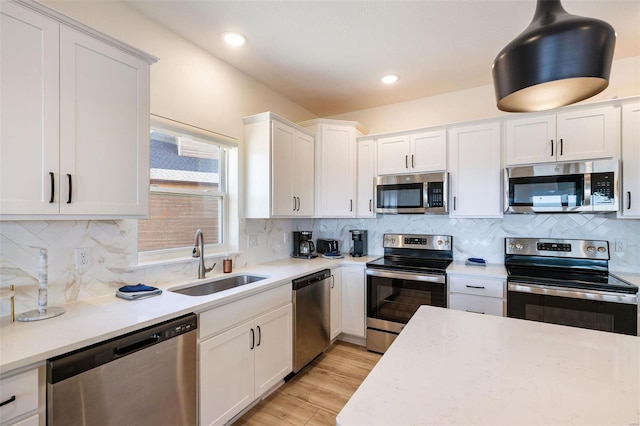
[
  {"left": 248, "top": 235, "right": 258, "bottom": 248},
  {"left": 283, "top": 232, "right": 288, "bottom": 244},
  {"left": 615, "top": 239, "right": 627, "bottom": 252},
  {"left": 74, "top": 248, "right": 91, "bottom": 270}
]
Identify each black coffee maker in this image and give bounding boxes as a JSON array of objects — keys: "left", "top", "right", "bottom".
[
  {"left": 292, "top": 231, "right": 317, "bottom": 259},
  {"left": 350, "top": 230, "right": 367, "bottom": 257}
]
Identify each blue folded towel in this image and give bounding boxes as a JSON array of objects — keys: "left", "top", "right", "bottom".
[
  {"left": 118, "top": 283, "right": 158, "bottom": 292},
  {"left": 465, "top": 257, "right": 487, "bottom": 266}
]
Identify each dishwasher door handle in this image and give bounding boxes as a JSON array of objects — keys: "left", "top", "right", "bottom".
[{"left": 114, "top": 334, "right": 161, "bottom": 357}]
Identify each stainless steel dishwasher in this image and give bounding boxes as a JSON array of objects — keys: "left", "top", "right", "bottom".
[
  {"left": 292, "top": 269, "right": 331, "bottom": 373},
  {"left": 47, "top": 313, "right": 197, "bottom": 426}
]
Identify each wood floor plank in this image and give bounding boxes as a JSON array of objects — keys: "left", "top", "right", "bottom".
[
  {"left": 234, "top": 341, "right": 380, "bottom": 425},
  {"left": 278, "top": 379, "right": 349, "bottom": 413},
  {"left": 305, "top": 408, "right": 337, "bottom": 426},
  {"left": 257, "top": 392, "right": 319, "bottom": 426}
]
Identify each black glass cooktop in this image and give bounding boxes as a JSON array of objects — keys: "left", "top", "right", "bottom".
[
  {"left": 507, "top": 266, "right": 638, "bottom": 294},
  {"left": 366, "top": 256, "right": 451, "bottom": 275}
]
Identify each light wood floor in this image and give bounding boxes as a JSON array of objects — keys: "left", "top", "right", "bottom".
[{"left": 233, "top": 341, "right": 382, "bottom": 426}]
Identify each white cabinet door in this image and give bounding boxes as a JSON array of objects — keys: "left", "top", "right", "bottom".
[
  {"left": 58, "top": 26, "right": 150, "bottom": 216},
  {"left": 621, "top": 102, "right": 640, "bottom": 218},
  {"left": 60, "top": 27, "right": 149, "bottom": 215},
  {"left": 0, "top": 3, "right": 60, "bottom": 215},
  {"left": 341, "top": 266, "right": 365, "bottom": 337},
  {"left": 318, "top": 125, "right": 356, "bottom": 217},
  {"left": 330, "top": 269, "right": 343, "bottom": 340},
  {"left": 377, "top": 135, "right": 411, "bottom": 175},
  {"left": 411, "top": 130, "right": 447, "bottom": 172},
  {"left": 199, "top": 321, "right": 254, "bottom": 426},
  {"left": 271, "top": 121, "right": 296, "bottom": 216},
  {"left": 356, "top": 139, "right": 376, "bottom": 218},
  {"left": 505, "top": 115, "right": 556, "bottom": 165},
  {"left": 448, "top": 122, "right": 502, "bottom": 218},
  {"left": 556, "top": 106, "right": 617, "bottom": 162},
  {"left": 254, "top": 304, "right": 292, "bottom": 397},
  {"left": 293, "top": 130, "right": 315, "bottom": 216}
]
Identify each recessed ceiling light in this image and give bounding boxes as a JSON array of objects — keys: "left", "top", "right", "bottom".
[
  {"left": 381, "top": 75, "right": 399, "bottom": 85},
  {"left": 222, "top": 32, "right": 246, "bottom": 47}
]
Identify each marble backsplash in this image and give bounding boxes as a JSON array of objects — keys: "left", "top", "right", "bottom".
[{"left": 1, "top": 214, "right": 639, "bottom": 316}]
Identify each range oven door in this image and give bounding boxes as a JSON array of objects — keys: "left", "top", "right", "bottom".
[{"left": 507, "top": 282, "right": 638, "bottom": 336}]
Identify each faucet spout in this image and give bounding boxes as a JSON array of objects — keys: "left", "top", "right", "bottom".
[{"left": 193, "top": 229, "right": 215, "bottom": 279}]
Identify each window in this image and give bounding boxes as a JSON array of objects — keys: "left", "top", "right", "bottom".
[{"left": 138, "top": 117, "right": 238, "bottom": 261}]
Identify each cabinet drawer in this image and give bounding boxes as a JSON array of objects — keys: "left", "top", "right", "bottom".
[
  {"left": 449, "top": 276, "right": 505, "bottom": 298},
  {"left": 449, "top": 293, "right": 504, "bottom": 316},
  {"left": 199, "top": 284, "right": 290, "bottom": 339},
  {"left": 0, "top": 368, "right": 39, "bottom": 423}
]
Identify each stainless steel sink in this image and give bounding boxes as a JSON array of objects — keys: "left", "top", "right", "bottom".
[{"left": 169, "top": 274, "right": 268, "bottom": 296}]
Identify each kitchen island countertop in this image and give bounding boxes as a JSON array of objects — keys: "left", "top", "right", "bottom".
[{"left": 337, "top": 305, "right": 640, "bottom": 426}]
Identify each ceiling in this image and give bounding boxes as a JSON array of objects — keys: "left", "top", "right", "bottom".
[{"left": 125, "top": 0, "right": 640, "bottom": 117}]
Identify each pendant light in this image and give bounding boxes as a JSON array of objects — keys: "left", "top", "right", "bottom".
[{"left": 492, "top": 0, "right": 616, "bottom": 113}]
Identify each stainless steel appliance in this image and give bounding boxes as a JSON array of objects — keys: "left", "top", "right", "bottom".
[
  {"left": 350, "top": 229, "right": 367, "bottom": 257},
  {"left": 47, "top": 313, "right": 197, "bottom": 425},
  {"left": 375, "top": 172, "right": 448, "bottom": 214},
  {"left": 505, "top": 238, "right": 638, "bottom": 335},
  {"left": 316, "top": 238, "right": 339, "bottom": 254},
  {"left": 292, "top": 231, "right": 317, "bottom": 259},
  {"left": 292, "top": 269, "right": 331, "bottom": 372},
  {"left": 366, "top": 234, "right": 453, "bottom": 353},
  {"left": 504, "top": 159, "right": 619, "bottom": 213}
]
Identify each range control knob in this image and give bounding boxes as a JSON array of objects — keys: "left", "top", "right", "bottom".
[
  {"left": 437, "top": 240, "right": 443, "bottom": 245},
  {"left": 515, "top": 243, "right": 523, "bottom": 250},
  {"left": 587, "top": 246, "right": 596, "bottom": 252},
  {"left": 508, "top": 243, "right": 515, "bottom": 250},
  {"left": 597, "top": 246, "right": 607, "bottom": 253}
]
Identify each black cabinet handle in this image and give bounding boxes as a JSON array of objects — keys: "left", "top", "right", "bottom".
[
  {"left": 405, "top": 155, "right": 408, "bottom": 169},
  {"left": 331, "top": 275, "right": 335, "bottom": 289},
  {"left": 550, "top": 140, "right": 554, "bottom": 157},
  {"left": 369, "top": 199, "right": 372, "bottom": 212},
  {"left": 350, "top": 199, "right": 353, "bottom": 212},
  {"left": 466, "top": 285, "right": 486, "bottom": 289},
  {"left": 465, "top": 310, "right": 486, "bottom": 315},
  {"left": 256, "top": 325, "right": 261, "bottom": 347},
  {"left": 49, "top": 172, "right": 55, "bottom": 203},
  {"left": 453, "top": 196, "right": 457, "bottom": 210},
  {"left": 250, "top": 328, "right": 255, "bottom": 350},
  {"left": 67, "top": 174, "right": 72, "bottom": 204},
  {"left": 0, "top": 395, "right": 16, "bottom": 408},
  {"left": 560, "top": 138, "right": 563, "bottom": 156},
  {"left": 411, "top": 154, "right": 415, "bottom": 168},
  {"left": 296, "top": 196, "right": 301, "bottom": 211},
  {"left": 628, "top": 192, "right": 632, "bottom": 210}
]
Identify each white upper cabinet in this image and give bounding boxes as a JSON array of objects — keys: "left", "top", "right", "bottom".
[
  {"left": 0, "top": 1, "right": 155, "bottom": 218},
  {"left": 299, "top": 119, "right": 366, "bottom": 218},
  {"left": 356, "top": 138, "right": 377, "bottom": 218},
  {"left": 505, "top": 106, "right": 618, "bottom": 165},
  {"left": 448, "top": 121, "right": 502, "bottom": 218},
  {"left": 620, "top": 102, "right": 640, "bottom": 218},
  {"left": 377, "top": 129, "right": 446, "bottom": 175},
  {"left": 244, "top": 113, "right": 315, "bottom": 218}
]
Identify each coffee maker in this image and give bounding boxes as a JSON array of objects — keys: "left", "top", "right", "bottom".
[
  {"left": 292, "top": 231, "right": 317, "bottom": 259},
  {"left": 350, "top": 230, "right": 367, "bottom": 257}
]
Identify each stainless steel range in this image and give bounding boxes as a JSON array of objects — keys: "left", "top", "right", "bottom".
[
  {"left": 366, "top": 234, "right": 453, "bottom": 353},
  {"left": 505, "top": 238, "right": 638, "bottom": 336}
]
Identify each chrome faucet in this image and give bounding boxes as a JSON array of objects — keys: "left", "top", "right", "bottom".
[{"left": 193, "top": 229, "right": 216, "bottom": 279}]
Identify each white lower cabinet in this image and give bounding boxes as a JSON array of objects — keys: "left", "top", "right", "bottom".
[
  {"left": 448, "top": 275, "right": 505, "bottom": 316},
  {"left": 341, "top": 266, "right": 366, "bottom": 337},
  {"left": 330, "top": 268, "right": 343, "bottom": 340},
  {"left": 198, "top": 286, "right": 292, "bottom": 426},
  {"left": 0, "top": 365, "right": 43, "bottom": 426}
]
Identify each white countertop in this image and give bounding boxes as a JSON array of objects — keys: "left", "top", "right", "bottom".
[
  {"left": 337, "top": 305, "right": 640, "bottom": 426},
  {"left": 0, "top": 255, "right": 375, "bottom": 374}
]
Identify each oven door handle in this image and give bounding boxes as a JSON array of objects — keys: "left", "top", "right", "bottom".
[
  {"left": 366, "top": 268, "right": 446, "bottom": 284},
  {"left": 508, "top": 282, "right": 638, "bottom": 305}
]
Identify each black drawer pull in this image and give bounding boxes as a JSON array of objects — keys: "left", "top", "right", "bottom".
[
  {"left": 67, "top": 174, "right": 72, "bottom": 204},
  {"left": 0, "top": 395, "right": 16, "bottom": 407},
  {"left": 466, "top": 285, "right": 486, "bottom": 289},
  {"left": 49, "top": 172, "right": 55, "bottom": 203},
  {"left": 465, "top": 310, "right": 486, "bottom": 315}
]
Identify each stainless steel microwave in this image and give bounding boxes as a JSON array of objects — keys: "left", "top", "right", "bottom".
[
  {"left": 504, "top": 159, "right": 619, "bottom": 213},
  {"left": 375, "top": 172, "right": 448, "bottom": 214}
]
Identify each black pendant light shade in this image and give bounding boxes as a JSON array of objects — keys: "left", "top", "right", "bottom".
[{"left": 492, "top": 0, "right": 616, "bottom": 112}]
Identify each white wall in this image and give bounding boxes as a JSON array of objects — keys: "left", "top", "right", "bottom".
[{"left": 329, "top": 56, "right": 640, "bottom": 135}]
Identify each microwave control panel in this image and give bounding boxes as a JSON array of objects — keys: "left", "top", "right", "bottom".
[
  {"left": 591, "top": 172, "right": 615, "bottom": 205},
  {"left": 427, "top": 182, "right": 444, "bottom": 208}
]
